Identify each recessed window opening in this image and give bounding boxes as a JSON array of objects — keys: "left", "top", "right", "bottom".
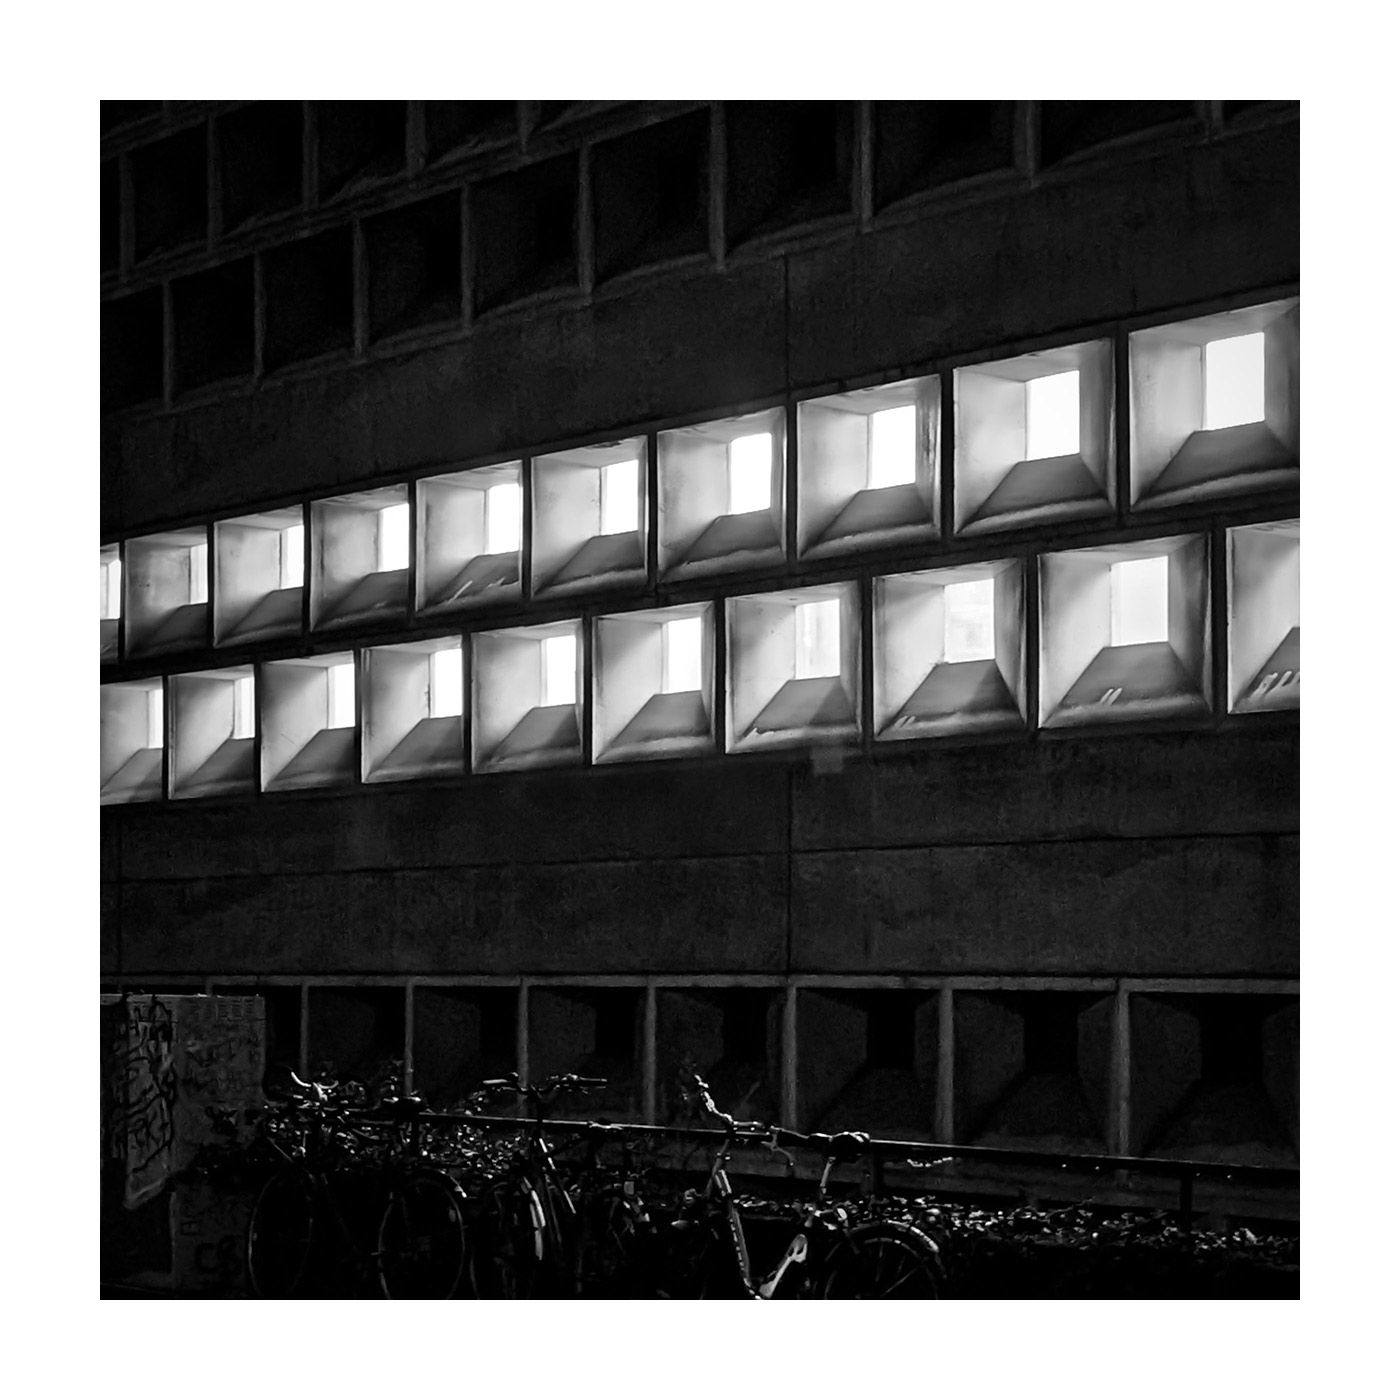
[
  {"left": 1203, "top": 332, "right": 1266, "bottom": 430},
  {"left": 794, "top": 597, "right": 841, "bottom": 680},
  {"left": 278, "top": 524, "right": 304, "bottom": 590},
  {"left": 866, "top": 997, "right": 915, "bottom": 1069},
  {"left": 661, "top": 615, "right": 703, "bottom": 694},
  {"left": 867, "top": 404, "right": 917, "bottom": 489},
  {"left": 1024, "top": 370, "right": 1080, "bottom": 460},
  {"left": 377, "top": 502, "right": 410, "bottom": 572},
  {"left": 541, "top": 633, "right": 576, "bottom": 706},
  {"left": 326, "top": 662, "right": 356, "bottom": 729},
  {"left": 942, "top": 577, "right": 996, "bottom": 663},
  {"left": 100, "top": 558, "right": 122, "bottom": 620},
  {"left": 599, "top": 458, "right": 639, "bottom": 536},
  {"left": 1023, "top": 999, "right": 1079, "bottom": 1075},
  {"left": 1110, "top": 555, "right": 1170, "bottom": 647},
  {"left": 144, "top": 687, "right": 163, "bottom": 749},
  {"left": 231, "top": 675, "right": 255, "bottom": 740},
  {"left": 187, "top": 541, "right": 208, "bottom": 605},
  {"left": 727, "top": 433, "right": 772, "bottom": 514},
  {"left": 428, "top": 646, "right": 463, "bottom": 718},
  {"left": 485, "top": 481, "right": 521, "bottom": 555}
]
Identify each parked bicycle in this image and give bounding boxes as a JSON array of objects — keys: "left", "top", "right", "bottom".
[
  {"left": 245, "top": 1067, "right": 471, "bottom": 1299},
  {"left": 662, "top": 1074, "right": 944, "bottom": 1299}
]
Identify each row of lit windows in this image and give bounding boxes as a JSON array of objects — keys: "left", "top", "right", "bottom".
[
  {"left": 100, "top": 519, "right": 1299, "bottom": 804},
  {"left": 100, "top": 297, "right": 1299, "bottom": 666}
]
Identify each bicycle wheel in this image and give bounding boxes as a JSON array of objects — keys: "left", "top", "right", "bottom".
[
  {"left": 246, "top": 1168, "right": 317, "bottom": 1300},
  {"left": 820, "top": 1221, "right": 944, "bottom": 1299},
  {"left": 465, "top": 1178, "right": 545, "bottom": 1300},
  {"left": 376, "top": 1171, "right": 469, "bottom": 1300}
]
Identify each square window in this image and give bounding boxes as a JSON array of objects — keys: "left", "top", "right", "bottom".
[
  {"left": 794, "top": 597, "right": 842, "bottom": 680},
  {"left": 1203, "top": 332, "right": 1266, "bottom": 430},
  {"left": 661, "top": 615, "right": 703, "bottom": 695},
  {"left": 310, "top": 486, "right": 410, "bottom": 630},
  {"left": 868, "top": 404, "right": 917, "bottom": 489},
  {"left": 124, "top": 530, "right": 210, "bottom": 658},
  {"left": 327, "top": 662, "right": 356, "bottom": 729},
  {"left": 942, "top": 577, "right": 996, "bottom": 663},
  {"left": 1110, "top": 556, "right": 1170, "bottom": 646},
  {"left": 1025, "top": 371, "right": 1080, "bottom": 460},
  {"left": 542, "top": 634, "right": 577, "bottom": 707},
  {"left": 213, "top": 508, "right": 305, "bottom": 647},
  {"left": 728, "top": 433, "right": 773, "bottom": 514},
  {"left": 600, "top": 458, "right": 640, "bottom": 536},
  {"left": 428, "top": 646, "right": 463, "bottom": 718}
]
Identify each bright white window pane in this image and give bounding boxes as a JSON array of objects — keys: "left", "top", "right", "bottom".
[
  {"left": 942, "top": 578, "right": 996, "bottom": 663},
  {"left": 145, "top": 687, "right": 163, "bottom": 749},
  {"left": 542, "top": 634, "right": 576, "bottom": 707},
  {"left": 428, "top": 647, "right": 463, "bottom": 718},
  {"left": 661, "top": 616, "right": 703, "bottom": 694},
  {"left": 279, "top": 524, "right": 304, "bottom": 590},
  {"left": 485, "top": 482, "right": 521, "bottom": 556},
  {"left": 1204, "top": 332, "right": 1266, "bottom": 430},
  {"left": 232, "top": 675, "right": 255, "bottom": 739},
  {"left": 868, "top": 404, "right": 917, "bottom": 489},
  {"left": 187, "top": 541, "right": 208, "bottom": 605},
  {"left": 377, "top": 502, "right": 410, "bottom": 572},
  {"left": 100, "top": 559, "right": 122, "bottom": 620},
  {"left": 1110, "top": 556, "right": 1170, "bottom": 647},
  {"left": 1024, "top": 370, "right": 1080, "bottom": 460},
  {"left": 326, "top": 663, "right": 356, "bottom": 729},
  {"left": 727, "top": 433, "right": 772, "bottom": 514},
  {"left": 600, "top": 459, "right": 639, "bottom": 536},
  {"left": 794, "top": 597, "right": 841, "bottom": 680}
]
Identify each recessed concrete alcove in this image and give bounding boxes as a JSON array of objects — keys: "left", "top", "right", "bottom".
[
  {"left": 124, "top": 527, "right": 211, "bottom": 659},
  {"left": 953, "top": 339, "right": 1114, "bottom": 536},
  {"left": 796, "top": 375, "right": 940, "bottom": 559},
  {"left": 655, "top": 988, "right": 782, "bottom": 1124},
  {"left": 260, "top": 653, "right": 359, "bottom": 793},
  {"left": 362, "top": 636, "right": 465, "bottom": 784},
  {"left": 212, "top": 506, "right": 305, "bottom": 646},
  {"left": 528, "top": 986, "right": 642, "bottom": 1122},
  {"left": 169, "top": 665, "right": 256, "bottom": 800},
  {"left": 1129, "top": 297, "right": 1299, "bottom": 509},
  {"left": 1039, "top": 533, "right": 1210, "bottom": 728},
  {"left": 1228, "top": 519, "right": 1299, "bottom": 715},
  {"left": 309, "top": 485, "right": 410, "bottom": 631},
  {"left": 471, "top": 619, "right": 583, "bottom": 773},
  {"left": 873, "top": 559, "right": 1025, "bottom": 742},
  {"left": 414, "top": 463, "right": 523, "bottom": 617},
  {"left": 592, "top": 602, "right": 716, "bottom": 765},
  {"left": 101, "top": 678, "right": 165, "bottom": 805}
]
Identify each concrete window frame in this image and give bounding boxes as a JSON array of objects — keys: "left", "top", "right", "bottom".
[
  {"left": 658, "top": 407, "right": 787, "bottom": 581},
  {"left": 309, "top": 485, "right": 411, "bottom": 632},
  {"left": 1228, "top": 519, "right": 1299, "bottom": 715},
  {"left": 529, "top": 437, "right": 648, "bottom": 599},
  {"left": 1129, "top": 297, "right": 1299, "bottom": 510},
  {"left": 213, "top": 506, "right": 306, "bottom": 646},
  {"left": 873, "top": 558, "right": 1026, "bottom": 742},
  {"left": 953, "top": 339, "right": 1114, "bottom": 536},
  {"left": 169, "top": 665, "right": 257, "bottom": 800},
  {"left": 592, "top": 601, "right": 717, "bottom": 765},
  {"left": 471, "top": 619, "right": 584, "bottom": 773},
  {"left": 725, "top": 580, "right": 861, "bottom": 753},
  {"left": 124, "top": 527, "right": 211, "bottom": 659},
  {"left": 101, "top": 678, "right": 165, "bottom": 805},
  {"left": 1038, "top": 533, "right": 1211, "bottom": 729},
  {"left": 796, "top": 375, "right": 941, "bottom": 560},
  {"left": 362, "top": 635, "right": 467, "bottom": 784},
  {"left": 260, "top": 653, "right": 359, "bottom": 793},
  {"left": 414, "top": 462, "right": 524, "bottom": 617},
  {"left": 100, "top": 543, "right": 122, "bottom": 663}
]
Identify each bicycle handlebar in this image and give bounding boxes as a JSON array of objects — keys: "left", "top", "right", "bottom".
[{"left": 473, "top": 1072, "right": 609, "bottom": 1107}]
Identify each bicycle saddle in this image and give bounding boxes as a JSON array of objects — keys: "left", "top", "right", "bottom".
[{"left": 807, "top": 1131, "right": 871, "bottom": 1162}]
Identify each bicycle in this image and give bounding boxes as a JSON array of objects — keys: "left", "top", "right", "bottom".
[
  {"left": 662, "top": 1074, "right": 944, "bottom": 1299},
  {"left": 463, "top": 1072, "right": 649, "bottom": 1299},
  {"left": 245, "top": 1068, "right": 470, "bottom": 1299}
]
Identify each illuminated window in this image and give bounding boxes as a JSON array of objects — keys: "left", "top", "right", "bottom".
[
  {"left": 942, "top": 578, "right": 996, "bottom": 663},
  {"left": 661, "top": 616, "right": 703, "bottom": 694},
  {"left": 145, "top": 687, "right": 164, "bottom": 749},
  {"left": 279, "top": 523, "right": 304, "bottom": 590},
  {"left": 187, "top": 541, "right": 208, "bottom": 605},
  {"left": 1204, "top": 332, "right": 1265, "bottom": 430},
  {"left": 326, "top": 662, "right": 356, "bottom": 729},
  {"left": 868, "top": 404, "right": 917, "bottom": 489},
  {"left": 542, "top": 634, "right": 576, "bottom": 706},
  {"left": 428, "top": 647, "right": 463, "bottom": 718},
  {"left": 100, "top": 557, "right": 122, "bottom": 620},
  {"left": 377, "top": 502, "right": 410, "bottom": 572},
  {"left": 795, "top": 598, "right": 841, "bottom": 680},
  {"left": 232, "top": 674, "right": 255, "bottom": 739},
  {"left": 1025, "top": 371, "right": 1080, "bottom": 460},
  {"left": 486, "top": 481, "right": 522, "bottom": 556},
  {"left": 600, "top": 459, "right": 639, "bottom": 536},
  {"left": 1110, "top": 556, "right": 1169, "bottom": 646},
  {"left": 727, "top": 433, "right": 772, "bottom": 514}
]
